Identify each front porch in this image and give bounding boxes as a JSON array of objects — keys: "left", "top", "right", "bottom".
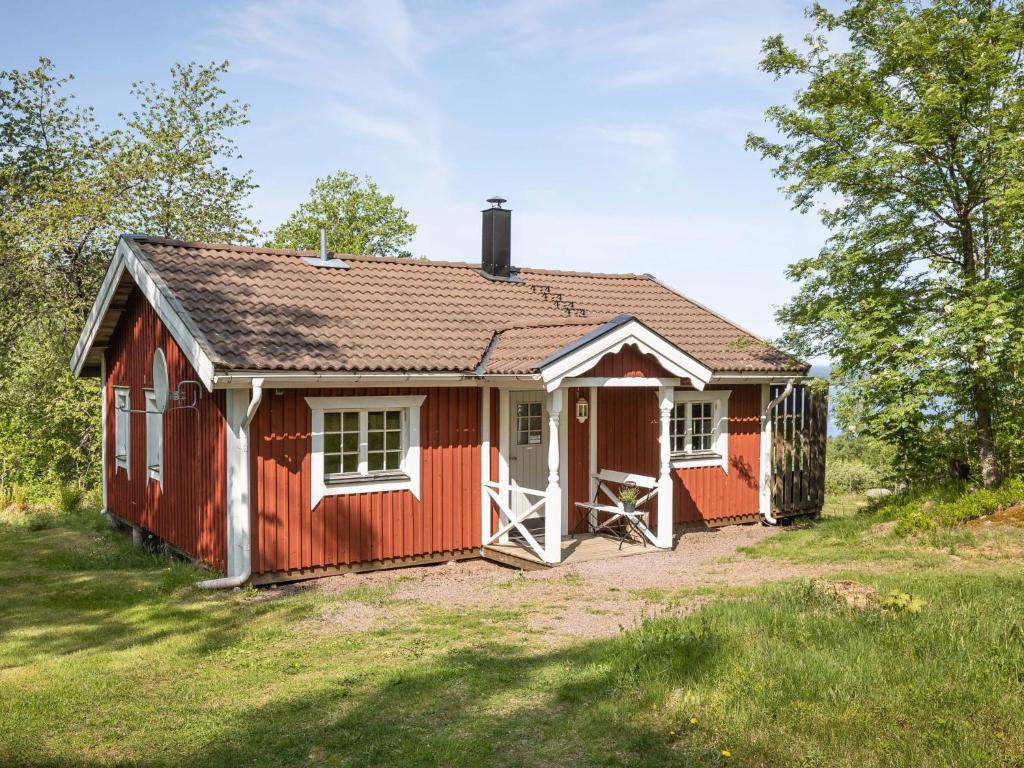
[{"left": 479, "top": 375, "right": 683, "bottom": 567}]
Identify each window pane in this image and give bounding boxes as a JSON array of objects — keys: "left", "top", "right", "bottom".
[
  {"left": 368, "top": 411, "right": 384, "bottom": 430},
  {"left": 386, "top": 431, "right": 400, "bottom": 449},
  {"left": 342, "top": 453, "right": 359, "bottom": 473},
  {"left": 385, "top": 450, "right": 401, "bottom": 470},
  {"left": 343, "top": 412, "right": 359, "bottom": 431},
  {"left": 342, "top": 433, "right": 358, "bottom": 452},
  {"left": 670, "top": 403, "right": 686, "bottom": 453},
  {"left": 368, "top": 431, "right": 384, "bottom": 450},
  {"left": 385, "top": 410, "right": 401, "bottom": 429},
  {"left": 324, "top": 433, "right": 341, "bottom": 453},
  {"left": 324, "top": 412, "right": 341, "bottom": 432},
  {"left": 368, "top": 452, "right": 384, "bottom": 471},
  {"left": 324, "top": 454, "right": 342, "bottom": 474},
  {"left": 689, "top": 401, "right": 714, "bottom": 452}
]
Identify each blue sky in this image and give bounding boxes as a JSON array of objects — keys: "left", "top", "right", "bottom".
[{"left": 5, "top": 0, "right": 829, "bottom": 343}]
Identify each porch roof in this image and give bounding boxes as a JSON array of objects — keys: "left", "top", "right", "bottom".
[
  {"left": 482, "top": 314, "right": 713, "bottom": 389},
  {"left": 481, "top": 319, "right": 612, "bottom": 374}
]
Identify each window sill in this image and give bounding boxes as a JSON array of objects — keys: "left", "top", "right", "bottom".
[
  {"left": 671, "top": 452, "right": 727, "bottom": 471},
  {"left": 326, "top": 471, "right": 409, "bottom": 487},
  {"left": 318, "top": 471, "right": 416, "bottom": 501}
]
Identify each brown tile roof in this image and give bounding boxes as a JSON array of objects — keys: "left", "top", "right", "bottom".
[
  {"left": 126, "top": 236, "right": 807, "bottom": 375},
  {"left": 482, "top": 320, "right": 610, "bottom": 375}
]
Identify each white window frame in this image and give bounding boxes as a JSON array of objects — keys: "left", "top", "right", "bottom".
[
  {"left": 305, "top": 395, "right": 426, "bottom": 508},
  {"left": 670, "top": 389, "right": 731, "bottom": 471},
  {"left": 114, "top": 387, "right": 130, "bottom": 477},
  {"left": 144, "top": 389, "right": 163, "bottom": 487}
]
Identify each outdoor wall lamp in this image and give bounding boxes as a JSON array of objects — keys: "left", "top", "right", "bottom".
[{"left": 576, "top": 393, "right": 589, "bottom": 424}]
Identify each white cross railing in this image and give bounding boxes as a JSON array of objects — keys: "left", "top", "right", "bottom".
[{"left": 482, "top": 480, "right": 554, "bottom": 563}]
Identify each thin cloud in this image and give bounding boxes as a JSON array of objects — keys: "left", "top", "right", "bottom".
[
  {"left": 330, "top": 105, "right": 428, "bottom": 152},
  {"left": 593, "top": 124, "right": 676, "bottom": 163}
]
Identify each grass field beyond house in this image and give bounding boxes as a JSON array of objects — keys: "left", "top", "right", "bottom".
[{"left": 1, "top": 497, "right": 1023, "bottom": 768}]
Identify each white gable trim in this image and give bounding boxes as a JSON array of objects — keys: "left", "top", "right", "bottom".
[
  {"left": 70, "top": 238, "right": 216, "bottom": 390},
  {"left": 539, "top": 319, "right": 713, "bottom": 392}
]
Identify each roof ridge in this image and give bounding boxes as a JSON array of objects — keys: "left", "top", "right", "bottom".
[
  {"left": 127, "top": 235, "right": 654, "bottom": 280},
  {"left": 129, "top": 236, "right": 486, "bottom": 269}
]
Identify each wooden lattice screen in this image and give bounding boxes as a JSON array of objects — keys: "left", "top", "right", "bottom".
[{"left": 769, "top": 383, "right": 827, "bottom": 518}]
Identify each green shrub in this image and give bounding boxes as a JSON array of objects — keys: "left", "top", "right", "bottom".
[
  {"left": 57, "top": 484, "right": 84, "bottom": 516},
  {"left": 25, "top": 510, "right": 60, "bottom": 531},
  {"left": 879, "top": 477, "right": 1024, "bottom": 534}
]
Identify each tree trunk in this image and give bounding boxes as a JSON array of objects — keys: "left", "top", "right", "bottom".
[{"left": 973, "top": 381, "right": 1001, "bottom": 488}]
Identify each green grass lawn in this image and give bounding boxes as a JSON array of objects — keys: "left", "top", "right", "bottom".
[{"left": 1, "top": 501, "right": 1023, "bottom": 767}]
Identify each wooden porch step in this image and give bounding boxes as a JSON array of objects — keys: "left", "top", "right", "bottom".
[{"left": 480, "top": 545, "right": 551, "bottom": 571}]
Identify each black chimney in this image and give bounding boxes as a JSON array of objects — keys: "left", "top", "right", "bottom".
[{"left": 481, "top": 196, "right": 511, "bottom": 279}]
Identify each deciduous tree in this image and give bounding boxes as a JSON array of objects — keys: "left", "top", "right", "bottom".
[
  {"left": 267, "top": 171, "right": 416, "bottom": 258},
  {"left": 0, "top": 59, "right": 257, "bottom": 488},
  {"left": 748, "top": 0, "right": 1024, "bottom": 486}
]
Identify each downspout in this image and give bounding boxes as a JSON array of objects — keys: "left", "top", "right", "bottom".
[
  {"left": 760, "top": 378, "right": 796, "bottom": 526},
  {"left": 198, "top": 378, "right": 264, "bottom": 589}
]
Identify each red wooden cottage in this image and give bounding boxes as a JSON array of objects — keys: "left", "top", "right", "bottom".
[{"left": 71, "top": 199, "right": 825, "bottom": 585}]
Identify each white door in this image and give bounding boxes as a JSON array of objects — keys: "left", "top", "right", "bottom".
[{"left": 508, "top": 391, "right": 548, "bottom": 538}]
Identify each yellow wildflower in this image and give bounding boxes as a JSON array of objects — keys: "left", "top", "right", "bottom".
[{"left": 721, "top": 750, "right": 732, "bottom": 758}]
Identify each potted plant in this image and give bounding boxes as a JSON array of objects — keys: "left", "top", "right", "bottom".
[{"left": 618, "top": 482, "right": 640, "bottom": 514}]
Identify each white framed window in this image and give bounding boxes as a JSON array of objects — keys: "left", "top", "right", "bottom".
[
  {"left": 516, "top": 401, "right": 543, "bottom": 445},
  {"left": 144, "top": 389, "right": 163, "bottom": 486},
  {"left": 670, "top": 390, "right": 731, "bottom": 471},
  {"left": 114, "top": 387, "right": 130, "bottom": 476},
  {"left": 306, "top": 395, "right": 427, "bottom": 508}
]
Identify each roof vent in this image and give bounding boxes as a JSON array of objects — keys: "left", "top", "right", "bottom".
[
  {"left": 302, "top": 227, "right": 350, "bottom": 269},
  {"left": 481, "top": 196, "right": 512, "bottom": 280}
]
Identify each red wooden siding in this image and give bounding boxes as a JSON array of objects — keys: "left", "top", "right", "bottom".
[
  {"left": 581, "top": 343, "right": 670, "bottom": 378},
  {"left": 105, "top": 288, "right": 228, "bottom": 571},
  {"left": 674, "top": 384, "right": 761, "bottom": 523},
  {"left": 594, "top": 384, "right": 761, "bottom": 528},
  {"left": 250, "top": 387, "right": 482, "bottom": 574},
  {"left": 595, "top": 388, "right": 664, "bottom": 535},
  {"left": 566, "top": 387, "right": 592, "bottom": 533}
]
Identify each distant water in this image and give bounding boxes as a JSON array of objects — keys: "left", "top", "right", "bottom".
[{"left": 808, "top": 363, "right": 840, "bottom": 435}]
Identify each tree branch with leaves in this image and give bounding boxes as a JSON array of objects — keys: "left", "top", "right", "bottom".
[{"left": 748, "top": 0, "right": 1024, "bottom": 486}]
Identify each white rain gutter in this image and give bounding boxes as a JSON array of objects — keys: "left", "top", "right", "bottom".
[
  {"left": 760, "top": 377, "right": 796, "bottom": 526},
  {"left": 212, "top": 371, "right": 479, "bottom": 388},
  {"left": 211, "top": 371, "right": 548, "bottom": 389},
  {"left": 198, "top": 378, "right": 264, "bottom": 589}
]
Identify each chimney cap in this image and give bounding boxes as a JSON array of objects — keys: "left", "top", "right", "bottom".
[{"left": 486, "top": 196, "right": 507, "bottom": 209}]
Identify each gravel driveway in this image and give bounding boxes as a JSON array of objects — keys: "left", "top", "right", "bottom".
[{"left": 287, "top": 524, "right": 825, "bottom": 642}]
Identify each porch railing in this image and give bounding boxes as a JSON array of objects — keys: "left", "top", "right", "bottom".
[{"left": 482, "top": 480, "right": 555, "bottom": 563}]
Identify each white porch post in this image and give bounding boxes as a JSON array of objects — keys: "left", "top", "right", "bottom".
[
  {"left": 545, "top": 388, "right": 564, "bottom": 563},
  {"left": 480, "top": 387, "right": 491, "bottom": 545},
  {"left": 656, "top": 386, "right": 675, "bottom": 549}
]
